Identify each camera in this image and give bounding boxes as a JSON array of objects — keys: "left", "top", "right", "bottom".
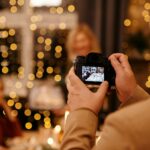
[{"left": 74, "top": 52, "right": 115, "bottom": 87}]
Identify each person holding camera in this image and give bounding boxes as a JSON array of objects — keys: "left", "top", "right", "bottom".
[{"left": 61, "top": 53, "right": 150, "bottom": 150}]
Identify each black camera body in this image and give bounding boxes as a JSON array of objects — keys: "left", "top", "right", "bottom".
[{"left": 74, "top": 52, "right": 115, "bottom": 87}]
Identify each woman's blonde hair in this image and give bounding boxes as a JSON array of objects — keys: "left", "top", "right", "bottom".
[{"left": 66, "top": 24, "right": 100, "bottom": 61}]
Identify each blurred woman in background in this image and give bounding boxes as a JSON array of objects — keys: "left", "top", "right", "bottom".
[
  {"left": 0, "top": 79, "right": 22, "bottom": 149},
  {"left": 66, "top": 23, "right": 100, "bottom": 62}
]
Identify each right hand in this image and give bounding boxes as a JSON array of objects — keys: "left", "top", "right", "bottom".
[{"left": 109, "top": 53, "right": 137, "bottom": 102}]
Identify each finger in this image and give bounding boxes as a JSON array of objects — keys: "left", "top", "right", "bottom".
[
  {"left": 109, "top": 55, "right": 123, "bottom": 73},
  {"left": 109, "top": 53, "right": 131, "bottom": 70},
  {"left": 96, "top": 81, "right": 109, "bottom": 99}
]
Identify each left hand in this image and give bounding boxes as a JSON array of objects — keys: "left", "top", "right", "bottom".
[{"left": 67, "top": 68, "right": 109, "bottom": 115}]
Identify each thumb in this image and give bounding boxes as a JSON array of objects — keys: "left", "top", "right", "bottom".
[{"left": 96, "top": 81, "right": 109, "bottom": 99}]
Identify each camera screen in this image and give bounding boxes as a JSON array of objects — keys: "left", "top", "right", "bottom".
[{"left": 82, "top": 66, "right": 104, "bottom": 82}]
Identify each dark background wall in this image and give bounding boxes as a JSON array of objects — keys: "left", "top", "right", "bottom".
[{"left": 76, "top": 0, "right": 129, "bottom": 55}]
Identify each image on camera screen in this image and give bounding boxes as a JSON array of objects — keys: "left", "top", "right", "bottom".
[{"left": 82, "top": 66, "right": 104, "bottom": 82}]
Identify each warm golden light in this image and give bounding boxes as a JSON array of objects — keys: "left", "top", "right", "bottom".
[
  {"left": 56, "top": 7, "right": 64, "bottom": 14},
  {"left": 37, "top": 52, "right": 44, "bottom": 59},
  {"left": 68, "top": 5, "right": 75, "bottom": 12},
  {"left": 55, "top": 52, "right": 62, "bottom": 58},
  {"left": 34, "top": 113, "right": 41, "bottom": 120},
  {"left": 54, "top": 74, "right": 61, "bottom": 82},
  {"left": 124, "top": 19, "right": 131, "bottom": 27},
  {"left": 28, "top": 73, "right": 35, "bottom": 80},
  {"left": 2, "top": 51, "right": 8, "bottom": 58},
  {"left": 43, "top": 111, "right": 50, "bottom": 117},
  {"left": 144, "top": 2, "right": 150, "bottom": 10},
  {"left": 25, "top": 122, "right": 32, "bottom": 130},
  {"left": 55, "top": 45, "right": 62, "bottom": 53},
  {"left": 145, "top": 81, "right": 150, "bottom": 88},
  {"left": 9, "top": 29, "right": 16, "bottom": 36},
  {"left": 15, "top": 102, "right": 22, "bottom": 110},
  {"left": 7, "top": 99, "right": 15, "bottom": 107},
  {"left": 30, "top": 24, "right": 37, "bottom": 31},
  {"left": 1, "top": 31, "right": 8, "bottom": 38},
  {"left": 37, "top": 36, "right": 44, "bottom": 44},
  {"left": 10, "top": 6, "right": 18, "bottom": 13},
  {"left": 45, "top": 38, "right": 52, "bottom": 45},
  {"left": 9, "top": 0, "right": 16, "bottom": 6},
  {"left": 2, "top": 67, "right": 9, "bottom": 74},
  {"left": 24, "top": 109, "right": 31, "bottom": 116},
  {"left": 46, "top": 67, "right": 53, "bottom": 74},
  {"left": 59, "top": 22, "right": 66, "bottom": 30},
  {"left": 17, "top": 0, "right": 25, "bottom": 6},
  {"left": 10, "top": 43, "right": 17, "bottom": 51}
]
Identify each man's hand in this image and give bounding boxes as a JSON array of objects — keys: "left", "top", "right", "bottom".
[
  {"left": 109, "top": 53, "right": 137, "bottom": 102},
  {"left": 67, "top": 68, "right": 109, "bottom": 115}
]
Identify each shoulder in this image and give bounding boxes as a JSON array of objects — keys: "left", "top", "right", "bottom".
[{"left": 103, "top": 98, "right": 150, "bottom": 146}]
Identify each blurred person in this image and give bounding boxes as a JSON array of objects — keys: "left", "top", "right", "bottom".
[
  {"left": 0, "top": 79, "right": 22, "bottom": 148},
  {"left": 66, "top": 23, "right": 100, "bottom": 61},
  {"left": 61, "top": 53, "right": 150, "bottom": 150}
]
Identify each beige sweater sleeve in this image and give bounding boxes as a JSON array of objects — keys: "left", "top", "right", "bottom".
[
  {"left": 61, "top": 109, "right": 98, "bottom": 150},
  {"left": 120, "top": 86, "right": 149, "bottom": 108}
]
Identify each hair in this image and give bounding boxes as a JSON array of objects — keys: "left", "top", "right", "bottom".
[{"left": 66, "top": 24, "right": 100, "bottom": 61}]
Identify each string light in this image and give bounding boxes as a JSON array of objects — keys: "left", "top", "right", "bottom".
[
  {"left": 124, "top": 19, "right": 131, "bottom": 27},
  {"left": 1, "top": 60, "right": 8, "bottom": 67},
  {"left": 34, "top": 113, "right": 41, "bottom": 120},
  {"left": 36, "top": 71, "right": 43, "bottom": 78},
  {"left": 37, "top": 36, "right": 44, "bottom": 44},
  {"left": 59, "top": 22, "right": 66, "bottom": 30},
  {"left": 30, "top": 24, "right": 37, "bottom": 31},
  {"left": 9, "top": 0, "right": 16, "bottom": 6},
  {"left": 55, "top": 52, "right": 62, "bottom": 58},
  {"left": 10, "top": 43, "right": 17, "bottom": 51},
  {"left": 56, "top": 7, "right": 64, "bottom": 14},
  {"left": 25, "top": 122, "right": 32, "bottom": 130},
  {"left": 45, "top": 38, "right": 52, "bottom": 45},
  {"left": 54, "top": 74, "right": 61, "bottom": 82},
  {"left": 2, "top": 67, "right": 9, "bottom": 74},
  {"left": 2, "top": 51, "right": 8, "bottom": 58},
  {"left": 0, "top": 31, "right": 9, "bottom": 38},
  {"left": 43, "top": 111, "right": 50, "bottom": 117},
  {"left": 55, "top": 45, "right": 62, "bottom": 53},
  {"left": 37, "top": 52, "right": 44, "bottom": 59},
  {"left": 44, "top": 45, "right": 51, "bottom": 51},
  {"left": 46, "top": 67, "right": 53, "bottom": 74},
  {"left": 28, "top": 73, "right": 35, "bottom": 80},
  {"left": 49, "top": 7, "right": 57, "bottom": 14},
  {"left": 10, "top": 6, "right": 18, "bottom": 13},
  {"left": 15, "top": 102, "right": 22, "bottom": 110},
  {"left": 17, "top": 0, "right": 25, "bottom": 6},
  {"left": 24, "top": 109, "right": 31, "bottom": 116},
  {"left": 144, "top": 2, "right": 150, "bottom": 10},
  {"left": 47, "top": 138, "right": 54, "bottom": 145},
  {"left": 7, "top": 99, "right": 15, "bottom": 107},
  {"left": 68, "top": 5, "right": 75, "bottom": 12},
  {"left": 9, "top": 29, "right": 16, "bottom": 36}
]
